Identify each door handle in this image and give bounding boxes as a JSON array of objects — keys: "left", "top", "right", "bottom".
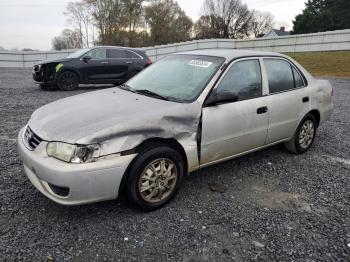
[
  {"left": 257, "top": 106, "right": 268, "bottom": 114},
  {"left": 101, "top": 61, "right": 109, "bottom": 64},
  {"left": 302, "top": 97, "right": 309, "bottom": 103},
  {"left": 126, "top": 61, "right": 133, "bottom": 64}
]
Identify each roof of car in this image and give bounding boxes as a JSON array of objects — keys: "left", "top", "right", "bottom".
[
  {"left": 95, "top": 46, "right": 144, "bottom": 52},
  {"left": 177, "top": 49, "right": 285, "bottom": 60}
]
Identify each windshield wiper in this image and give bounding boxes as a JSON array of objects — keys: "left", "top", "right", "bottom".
[
  {"left": 118, "top": 83, "right": 132, "bottom": 91},
  {"left": 133, "top": 89, "right": 169, "bottom": 101}
]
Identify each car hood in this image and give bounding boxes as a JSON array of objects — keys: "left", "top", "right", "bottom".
[
  {"left": 35, "top": 58, "right": 72, "bottom": 65},
  {"left": 28, "top": 88, "right": 201, "bottom": 155}
]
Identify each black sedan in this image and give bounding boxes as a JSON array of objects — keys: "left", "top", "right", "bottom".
[{"left": 32, "top": 46, "right": 152, "bottom": 91}]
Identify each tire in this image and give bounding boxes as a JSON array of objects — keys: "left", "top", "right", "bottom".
[
  {"left": 39, "top": 83, "right": 57, "bottom": 91},
  {"left": 284, "top": 114, "right": 317, "bottom": 154},
  {"left": 57, "top": 71, "right": 79, "bottom": 91},
  {"left": 126, "top": 145, "right": 185, "bottom": 211}
]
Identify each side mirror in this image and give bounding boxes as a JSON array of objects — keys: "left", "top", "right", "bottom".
[
  {"left": 82, "top": 55, "right": 92, "bottom": 62},
  {"left": 204, "top": 90, "right": 238, "bottom": 107}
]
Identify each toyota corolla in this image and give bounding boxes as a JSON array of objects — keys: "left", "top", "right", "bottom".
[{"left": 18, "top": 49, "right": 333, "bottom": 210}]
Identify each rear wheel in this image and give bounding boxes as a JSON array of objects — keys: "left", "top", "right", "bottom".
[
  {"left": 126, "top": 146, "right": 184, "bottom": 211},
  {"left": 284, "top": 114, "right": 317, "bottom": 154},
  {"left": 58, "top": 71, "right": 79, "bottom": 91}
]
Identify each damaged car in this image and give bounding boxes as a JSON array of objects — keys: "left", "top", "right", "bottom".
[
  {"left": 18, "top": 49, "right": 333, "bottom": 210},
  {"left": 32, "top": 46, "right": 152, "bottom": 91}
]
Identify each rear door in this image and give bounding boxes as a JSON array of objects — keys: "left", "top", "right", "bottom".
[
  {"left": 106, "top": 49, "right": 131, "bottom": 80},
  {"left": 262, "top": 58, "right": 309, "bottom": 143},
  {"left": 200, "top": 58, "right": 269, "bottom": 165}
]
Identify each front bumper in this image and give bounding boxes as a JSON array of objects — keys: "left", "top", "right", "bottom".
[
  {"left": 32, "top": 66, "right": 57, "bottom": 84},
  {"left": 17, "top": 127, "right": 136, "bottom": 205}
]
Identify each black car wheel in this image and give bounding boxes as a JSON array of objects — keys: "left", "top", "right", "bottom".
[
  {"left": 58, "top": 71, "right": 79, "bottom": 91},
  {"left": 126, "top": 146, "right": 185, "bottom": 211}
]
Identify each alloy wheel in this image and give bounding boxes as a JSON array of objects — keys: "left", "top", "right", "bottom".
[
  {"left": 298, "top": 119, "right": 315, "bottom": 149},
  {"left": 138, "top": 158, "right": 178, "bottom": 204},
  {"left": 60, "top": 72, "right": 78, "bottom": 90}
]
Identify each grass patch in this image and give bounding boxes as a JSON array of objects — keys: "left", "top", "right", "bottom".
[{"left": 285, "top": 51, "right": 350, "bottom": 78}]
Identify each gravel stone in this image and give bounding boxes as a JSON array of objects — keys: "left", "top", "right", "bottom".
[{"left": 0, "top": 68, "right": 349, "bottom": 261}]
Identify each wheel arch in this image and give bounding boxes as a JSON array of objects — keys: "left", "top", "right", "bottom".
[
  {"left": 308, "top": 109, "right": 320, "bottom": 127},
  {"left": 117, "top": 137, "right": 189, "bottom": 198}
]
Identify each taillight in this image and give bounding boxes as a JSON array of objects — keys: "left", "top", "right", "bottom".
[{"left": 147, "top": 58, "right": 152, "bottom": 65}]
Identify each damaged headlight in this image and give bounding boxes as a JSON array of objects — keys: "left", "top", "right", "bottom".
[{"left": 46, "top": 142, "right": 100, "bottom": 163}]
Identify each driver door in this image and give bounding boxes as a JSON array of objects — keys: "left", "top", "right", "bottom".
[
  {"left": 200, "top": 58, "right": 269, "bottom": 165},
  {"left": 80, "top": 48, "right": 108, "bottom": 81}
]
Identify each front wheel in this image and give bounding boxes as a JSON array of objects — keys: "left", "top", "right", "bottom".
[
  {"left": 57, "top": 71, "right": 79, "bottom": 91},
  {"left": 284, "top": 114, "right": 317, "bottom": 154},
  {"left": 126, "top": 146, "right": 184, "bottom": 211}
]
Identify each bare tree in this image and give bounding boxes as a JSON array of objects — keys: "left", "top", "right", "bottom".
[
  {"left": 52, "top": 29, "right": 83, "bottom": 50},
  {"left": 195, "top": 15, "right": 224, "bottom": 39},
  {"left": 199, "top": 0, "right": 253, "bottom": 39},
  {"left": 65, "top": 2, "right": 93, "bottom": 47},
  {"left": 250, "top": 11, "right": 275, "bottom": 38}
]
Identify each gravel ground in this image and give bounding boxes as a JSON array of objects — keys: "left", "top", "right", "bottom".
[{"left": 0, "top": 68, "right": 349, "bottom": 262}]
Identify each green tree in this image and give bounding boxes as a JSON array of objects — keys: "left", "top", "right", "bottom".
[
  {"left": 122, "top": 0, "right": 147, "bottom": 47},
  {"left": 85, "top": 0, "right": 125, "bottom": 45},
  {"left": 145, "top": 0, "right": 193, "bottom": 45},
  {"left": 293, "top": 0, "right": 350, "bottom": 34}
]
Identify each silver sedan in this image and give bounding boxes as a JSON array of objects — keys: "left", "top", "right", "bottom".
[{"left": 17, "top": 49, "right": 333, "bottom": 210}]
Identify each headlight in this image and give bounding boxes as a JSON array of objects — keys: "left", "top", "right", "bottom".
[{"left": 47, "top": 142, "right": 100, "bottom": 163}]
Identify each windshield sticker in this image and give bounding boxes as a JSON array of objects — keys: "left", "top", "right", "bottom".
[{"left": 188, "top": 60, "right": 213, "bottom": 68}]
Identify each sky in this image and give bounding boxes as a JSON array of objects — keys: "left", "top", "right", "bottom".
[{"left": 0, "top": 0, "right": 307, "bottom": 51}]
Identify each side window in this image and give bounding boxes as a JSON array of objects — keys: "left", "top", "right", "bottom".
[
  {"left": 216, "top": 59, "right": 262, "bottom": 101},
  {"left": 109, "top": 49, "right": 128, "bottom": 59},
  {"left": 293, "top": 67, "right": 305, "bottom": 88},
  {"left": 127, "top": 51, "right": 141, "bottom": 59},
  {"left": 264, "top": 59, "right": 295, "bottom": 93},
  {"left": 86, "top": 49, "right": 107, "bottom": 59}
]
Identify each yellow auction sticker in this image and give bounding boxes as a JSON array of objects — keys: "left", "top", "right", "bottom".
[{"left": 55, "top": 63, "right": 64, "bottom": 72}]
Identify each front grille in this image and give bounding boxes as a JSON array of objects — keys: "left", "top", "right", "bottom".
[{"left": 23, "top": 126, "right": 43, "bottom": 150}]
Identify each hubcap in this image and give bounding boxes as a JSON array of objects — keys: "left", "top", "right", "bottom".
[
  {"left": 138, "top": 158, "right": 178, "bottom": 203},
  {"left": 299, "top": 120, "right": 315, "bottom": 149}
]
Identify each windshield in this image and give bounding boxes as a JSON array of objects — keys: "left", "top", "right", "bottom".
[
  {"left": 126, "top": 55, "right": 225, "bottom": 102},
  {"left": 66, "top": 48, "right": 91, "bottom": 59}
]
